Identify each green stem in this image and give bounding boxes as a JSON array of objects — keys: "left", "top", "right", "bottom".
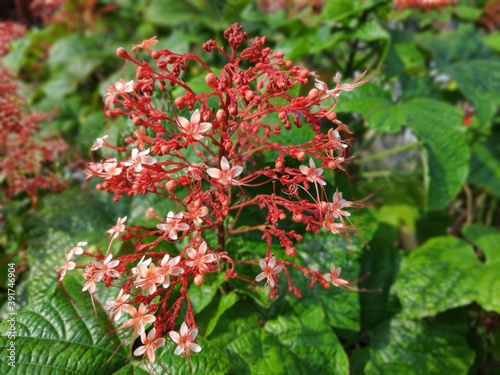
[{"left": 356, "top": 141, "right": 420, "bottom": 164}]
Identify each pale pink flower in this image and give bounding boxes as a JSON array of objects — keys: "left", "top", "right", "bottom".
[
  {"left": 107, "top": 216, "right": 127, "bottom": 239},
  {"left": 206, "top": 156, "right": 243, "bottom": 186},
  {"left": 123, "top": 148, "right": 156, "bottom": 172},
  {"left": 82, "top": 264, "right": 98, "bottom": 294},
  {"left": 328, "top": 128, "right": 348, "bottom": 151},
  {"left": 132, "top": 256, "right": 152, "bottom": 276},
  {"left": 323, "top": 219, "right": 346, "bottom": 235},
  {"left": 186, "top": 242, "right": 216, "bottom": 273},
  {"left": 104, "top": 79, "right": 134, "bottom": 109},
  {"left": 58, "top": 254, "right": 76, "bottom": 281},
  {"left": 157, "top": 211, "right": 189, "bottom": 241},
  {"left": 85, "top": 161, "right": 105, "bottom": 180},
  {"left": 93, "top": 254, "right": 120, "bottom": 281},
  {"left": 106, "top": 289, "right": 131, "bottom": 321},
  {"left": 157, "top": 255, "right": 184, "bottom": 288},
  {"left": 324, "top": 263, "right": 349, "bottom": 287},
  {"left": 122, "top": 303, "right": 156, "bottom": 335},
  {"left": 255, "top": 256, "right": 283, "bottom": 288},
  {"left": 186, "top": 202, "right": 208, "bottom": 225},
  {"left": 91, "top": 135, "right": 108, "bottom": 151},
  {"left": 299, "top": 158, "right": 326, "bottom": 186},
  {"left": 134, "top": 263, "right": 164, "bottom": 295},
  {"left": 169, "top": 322, "right": 202, "bottom": 356},
  {"left": 177, "top": 109, "right": 212, "bottom": 140},
  {"left": 186, "top": 164, "right": 206, "bottom": 181},
  {"left": 329, "top": 190, "right": 351, "bottom": 219},
  {"left": 315, "top": 71, "right": 367, "bottom": 100},
  {"left": 131, "top": 36, "right": 158, "bottom": 54},
  {"left": 133, "top": 327, "right": 165, "bottom": 363},
  {"left": 67, "top": 241, "right": 87, "bottom": 257},
  {"left": 102, "top": 158, "right": 122, "bottom": 179}
]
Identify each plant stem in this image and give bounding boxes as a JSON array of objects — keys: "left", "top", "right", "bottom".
[{"left": 356, "top": 141, "right": 420, "bottom": 164}]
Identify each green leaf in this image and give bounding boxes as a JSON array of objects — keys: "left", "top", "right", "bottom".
[
  {"left": 223, "top": 305, "right": 348, "bottom": 374},
  {"left": 335, "top": 83, "right": 404, "bottom": 133},
  {"left": 463, "top": 224, "right": 500, "bottom": 264},
  {"left": 403, "top": 98, "right": 469, "bottom": 210},
  {"left": 395, "top": 237, "right": 479, "bottom": 318},
  {"left": 142, "top": 338, "right": 231, "bottom": 375},
  {"left": 0, "top": 278, "right": 127, "bottom": 374},
  {"left": 205, "top": 292, "right": 239, "bottom": 337},
  {"left": 360, "top": 223, "right": 401, "bottom": 329},
  {"left": 363, "top": 312, "right": 475, "bottom": 374},
  {"left": 443, "top": 60, "right": 500, "bottom": 132},
  {"left": 468, "top": 130, "right": 500, "bottom": 198}
]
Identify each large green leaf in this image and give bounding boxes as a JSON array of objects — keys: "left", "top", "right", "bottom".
[
  {"left": 0, "top": 278, "right": 127, "bottom": 374},
  {"left": 222, "top": 304, "right": 349, "bottom": 374},
  {"left": 363, "top": 312, "right": 475, "bottom": 375},
  {"left": 403, "top": 98, "right": 469, "bottom": 210},
  {"left": 396, "top": 235, "right": 500, "bottom": 317}
]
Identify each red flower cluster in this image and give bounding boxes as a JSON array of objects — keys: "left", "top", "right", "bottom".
[
  {"left": 394, "top": 0, "right": 457, "bottom": 9},
  {"left": 0, "top": 21, "right": 26, "bottom": 57},
  {"left": 0, "top": 66, "right": 67, "bottom": 206},
  {"left": 60, "top": 23, "right": 366, "bottom": 364}
]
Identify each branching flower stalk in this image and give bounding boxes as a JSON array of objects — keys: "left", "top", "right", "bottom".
[{"left": 58, "top": 23, "right": 367, "bottom": 365}]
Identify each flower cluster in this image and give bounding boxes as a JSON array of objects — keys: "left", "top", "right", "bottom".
[
  {"left": 0, "top": 64, "right": 67, "bottom": 206},
  {"left": 393, "top": 0, "right": 457, "bottom": 10},
  {"left": 0, "top": 21, "right": 26, "bottom": 57},
  {"left": 60, "top": 23, "right": 365, "bottom": 366}
]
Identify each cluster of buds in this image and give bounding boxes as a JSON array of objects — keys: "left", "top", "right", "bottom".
[
  {"left": 59, "top": 23, "right": 365, "bottom": 365},
  {"left": 0, "top": 64, "right": 67, "bottom": 206},
  {"left": 393, "top": 0, "right": 457, "bottom": 9}
]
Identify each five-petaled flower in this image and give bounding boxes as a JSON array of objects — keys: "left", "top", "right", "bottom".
[
  {"left": 106, "top": 289, "right": 131, "bottom": 321},
  {"left": 185, "top": 241, "right": 216, "bottom": 273},
  {"left": 206, "top": 156, "right": 243, "bottom": 186},
  {"left": 157, "top": 254, "right": 184, "bottom": 288},
  {"left": 255, "top": 256, "right": 283, "bottom": 288},
  {"left": 133, "top": 327, "right": 165, "bottom": 363},
  {"left": 157, "top": 211, "right": 189, "bottom": 241},
  {"left": 122, "top": 148, "right": 156, "bottom": 172},
  {"left": 104, "top": 79, "right": 134, "bottom": 109},
  {"left": 299, "top": 158, "right": 326, "bottom": 186},
  {"left": 107, "top": 216, "right": 127, "bottom": 239},
  {"left": 122, "top": 303, "right": 156, "bottom": 335},
  {"left": 93, "top": 254, "right": 120, "bottom": 281},
  {"left": 324, "top": 263, "right": 349, "bottom": 288},
  {"left": 169, "top": 322, "right": 202, "bottom": 356},
  {"left": 177, "top": 109, "right": 212, "bottom": 141}
]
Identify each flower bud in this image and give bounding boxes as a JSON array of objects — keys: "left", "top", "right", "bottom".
[
  {"left": 285, "top": 61, "right": 292, "bottom": 69},
  {"left": 326, "top": 111, "right": 337, "bottom": 121},
  {"left": 244, "top": 90, "right": 254, "bottom": 101},
  {"left": 166, "top": 180, "right": 177, "bottom": 191},
  {"left": 297, "top": 151, "right": 306, "bottom": 161},
  {"left": 307, "top": 88, "right": 318, "bottom": 100},
  {"left": 116, "top": 47, "right": 129, "bottom": 59},
  {"left": 194, "top": 274, "right": 204, "bottom": 286},
  {"left": 299, "top": 69, "right": 309, "bottom": 78},
  {"left": 175, "top": 96, "right": 185, "bottom": 109},
  {"left": 228, "top": 106, "right": 238, "bottom": 116},
  {"left": 151, "top": 50, "right": 161, "bottom": 59},
  {"left": 216, "top": 109, "right": 227, "bottom": 123},
  {"left": 205, "top": 72, "right": 217, "bottom": 87}
]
